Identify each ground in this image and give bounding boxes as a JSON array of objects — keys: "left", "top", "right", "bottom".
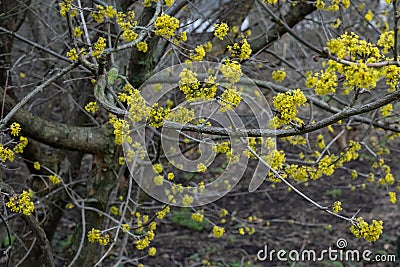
[{"left": 142, "top": 167, "right": 399, "bottom": 267}]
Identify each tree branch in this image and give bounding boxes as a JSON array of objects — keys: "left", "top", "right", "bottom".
[{"left": 163, "top": 89, "right": 400, "bottom": 137}]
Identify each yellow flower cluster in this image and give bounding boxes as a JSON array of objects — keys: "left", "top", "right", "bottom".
[
  {"left": 281, "top": 135, "right": 307, "bottom": 145},
  {"left": 59, "top": 0, "right": 76, "bottom": 17},
  {"left": 49, "top": 175, "right": 62, "bottom": 185},
  {"left": 154, "top": 175, "right": 164, "bottom": 186},
  {"left": 227, "top": 39, "right": 252, "bottom": 60},
  {"left": 34, "top": 161, "right": 41, "bottom": 170},
  {"left": 332, "top": 201, "right": 342, "bottom": 213},
  {"left": 272, "top": 88, "right": 307, "bottom": 128},
  {"left": 179, "top": 68, "right": 216, "bottom": 101},
  {"left": 119, "top": 85, "right": 151, "bottom": 124},
  {"left": 219, "top": 88, "right": 242, "bottom": 111},
  {"left": 148, "top": 247, "right": 157, "bottom": 256},
  {"left": 263, "top": 150, "right": 286, "bottom": 182},
  {"left": 13, "top": 136, "right": 28, "bottom": 154},
  {"left": 327, "top": 32, "right": 380, "bottom": 61},
  {"left": 315, "top": 0, "right": 349, "bottom": 11},
  {"left": 214, "top": 23, "right": 229, "bottom": 40},
  {"left": 182, "top": 194, "right": 193, "bottom": 206},
  {"left": 148, "top": 103, "right": 170, "bottom": 128},
  {"left": 365, "top": 10, "right": 374, "bottom": 22},
  {"left": 87, "top": 228, "right": 110, "bottom": 245},
  {"left": 67, "top": 48, "right": 78, "bottom": 61},
  {"left": 6, "top": 190, "right": 34, "bottom": 216},
  {"left": 213, "top": 141, "right": 231, "bottom": 154},
  {"left": 0, "top": 144, "right": 14, "bottom": 162},
  {"left": 91, "top": 5, "right": 116, "bottom": 23},
  {"left": 272, "top": 69, "right": 286, "bottom": 82},
  {"left": 307, "top": 66, "right": 338, "bottom": 95},
  {"left": 109, "top": 115, "right": 131, "bottom": 145},
  {"left": 190, "top": 45, "right": 206, "bottom": 61},
  {"left": 10, "top": 122, "right": 21, "bottom": 136},
  {"left": 84, "top": 101, "right": 99, "bottom": 113},
  {"left": 92, "top": 37, "right": 106, "bottom": 58},
  {"left": 165, "top": 107, "right": 194, "bottom": 124},
  {"left": 316, "top": 134, "right": 325, "bottom": 149},
  {"left": 213, "top": 225, "right": 225, "bottom": 238},
  {"left": 389, "top": 192, "right": 396, "bottom": 204},
  {"left": 154, "top": 14, "right": 180, "bottom": 39},
  {"left": 191, "top": 211, "right": 204, "bottom": 222},
  {"left": 380, "top": 104, "right": 392, "bottom": 117},
  {"left": 197, "top": 163, "right": 207, "bottom": 173},
  {"left": 383, "top": 65, "right": 400, "bottom": 92},
  {"left": 263, "top": 0, "right": 278, "bottom": 4},
  {"left": 156, "top": 206, "right": 170, "bottom": 219},
  {"left": 220, "top": 60, "right": 242, "bottom": 83},
  {"left": 136, "top": 41, "right": 148, "bottom": 52},
  {"left": 116, "top": 11, "right": 138, "bottom": 42},
  {"left": 73, "top": 26, "right": 82, "bottom": 37},
  {"left": 350, "top": 217, "right": 383, "bottom": 242},
  {"left": 377, "top": 31, "right": 394, "bottom": 54}
]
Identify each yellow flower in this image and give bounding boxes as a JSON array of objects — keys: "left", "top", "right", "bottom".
[
  {"left": 238, "top": 228, "right": 245, "bottom": 235},
  {"left": 10, "top": 122, "right": 21, "bottom": 136},
  {"left": 330, "top": 18, "right": 341, "bottom": 28},
  {"left": 110, "top": 206, "right": 120, "bottom": 216},
  {"left": 380, "top": 104, "right": 392, "bottom": 117},
  {"left": 154, "top": 13, "right": 180, "bottom": 38},
  {"left": 67, "top": 48, "right": 78, "bottom": 61},
  {"left": 316, "top": 0, "right": 325, "bottom": 9},
  {"left": 136, "top": 238, "right": 150, "bottom": 250},
  {"left": 33, "top": 161, "right": 40, "bottom": 170},
  {"left": 152, "top": 163, "right": 163, "bottom": 174},
  {"left": 84, "top": 102, "right": 99, "bottom": 113},
  {"left": 92, "top": 37, "right": 106, "bottom": 58},
  {"left": 105, "top": 6, "right": 116, "bottom": 18},
  {"left": 191, "top": 212, "right": 204, "bottom": 222},
  {"left": 332, "top": 201, "right": 342, "bottom": 213},
  {"left": 365, "top": 10, "right": 374, "bottom": 22},
  {"left": 148, "top": 247, "right": 157, "bottom": 256},
  {"left": 214, "top": 23, "right": 229, "bottom": 40},
  {"left": 316, "top": 134, "right": 325, "bottom": 149},
  {"left": 272, "top": 69, "right": 286, "bottom": 82},
  {"left": 137, "top": 41, "right": 148, "bottom": 52},
  {"left": 49, "top": 175, "right": 61, "bottom": 185},
  {"left": 219, "top": 88, "right": 242, "bottom": 112},
  {"left": 190, "top": 45, "right": 206, "bottom": 61},
  {"left": 350, "top": 217, "right": 383, "bottom": 242},
  {"left": 227, "top": 39, "right": 252, "bottom": 60},
  {"left": 220, "top": 59, "right": 242, "bottom": 83},
  {"left": 154, "top": 175, "right": 164, "bottom": 186},
  {"left": 182, "top": 194, "right": 193, "bottom": 206},
  {"left": 213, "top": 225, "right": 225, "bottom": 238},
  {"left": 73, "top": 26, "right": 83, "bottom": 37},
  {"left": 92, "top": 5, "right": 105, "bottom": 23},
  {"left": 165, "top": 0, "right": 174, "bottom": 6},
  {"left": 197, "top": 163, "right": 207, "bottom": 173},
  {"left": 389, "top": 192, "right": 396, "bottom": 204},
  {"left": 87, "top": 228, "right": 101, "bottom": 243},
  {"left": 122, "top": 223, "right": 130, "bottom": 231},
  {"left": 6, "top": 190, "right": 34, "bottom": 216},
  {"left": 167, "top": 172, "right": 174, "bottom": 180}
]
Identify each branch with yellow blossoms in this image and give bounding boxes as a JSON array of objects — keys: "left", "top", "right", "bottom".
[
  {"left": 245, "top": 142, "right": 384, "bottom": 242},
  {"left": 161, "top": 88, "right": 400, "bottom": 138}
]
